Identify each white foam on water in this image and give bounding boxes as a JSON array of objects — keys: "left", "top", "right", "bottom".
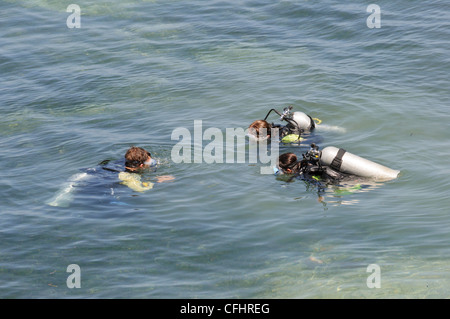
[
  {"left": 46, "top": 172, "right": 89, "bottom": 207},
  {"left": 315, "top": 124, "right": 347, "bottom": 134}
]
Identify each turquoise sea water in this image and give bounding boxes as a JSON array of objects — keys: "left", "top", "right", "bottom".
[{"left": 1, "top": 0, "right": 449, "bottom": 298}]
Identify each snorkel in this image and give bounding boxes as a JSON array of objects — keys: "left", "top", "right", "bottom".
[{"left": 144, "top": 158, "right": 158, "bottom": 167}]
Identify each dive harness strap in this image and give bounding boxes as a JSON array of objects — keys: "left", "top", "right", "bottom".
[
  {"left": 330, "top": 148, "right": 346, "bottom": 171},
  {"left": 308, "top": 115, "right": 316, "bottom": 129}
]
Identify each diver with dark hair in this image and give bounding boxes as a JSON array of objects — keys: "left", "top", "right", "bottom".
[
  {"left": 274, "top": 143, "right": 400, "bottom": 205},
  {"left": 274, "top": 143, "right": 353, "bottom": 185},
  {"left": 47, "top": 146, "right": 174, "bottom": 207},
  {"left": 248, "top": 105, "right": 320, "bottom": 145},
  {"left": 117, "top": 146, "right": 174, "bottom": 191}
]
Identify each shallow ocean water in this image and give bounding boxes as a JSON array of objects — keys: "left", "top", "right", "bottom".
[{"left": 0, "top": 0, "right": 449, "bottom": 298}]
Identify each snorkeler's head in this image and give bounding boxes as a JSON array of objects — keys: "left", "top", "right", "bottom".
[
  {"left": 278, "top": 152, "right": 301, "bottom": 174},
  {"left": 248, "top": 120, "right": 271, "bottom": 140},
  {"left": 125, "top": 146, "right": 155, "bottom": 171}
]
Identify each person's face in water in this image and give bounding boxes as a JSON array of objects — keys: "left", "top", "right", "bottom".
[
  {"left": 276, "top": 165, "right": 293, "bottom": 174},
  {"left": 126, "top": 153, "right": 157, "bottom": 171},
  {"left": 277, "top": 153, "right": 297, "bottom": 174},
  {"left": 143, "top": 154, "right": 157, "bottom": 168}
]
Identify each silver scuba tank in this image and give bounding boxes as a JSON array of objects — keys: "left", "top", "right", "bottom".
[
  {"left": 292, "top": 112, "right": 315, "bottom": 131},
  {"left": 320, "top": 146, "right": 400, "bottom": 181}
]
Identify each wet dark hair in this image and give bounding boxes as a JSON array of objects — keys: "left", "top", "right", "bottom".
[{"left": 278, "top": 153, "right": 302, "bottom": 174}]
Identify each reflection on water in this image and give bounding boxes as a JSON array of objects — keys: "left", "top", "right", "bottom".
[
  {"left": 320, "top": 180, "right": 383, "bottom": 207},
  {"left": 281, "top": 175, "right": 383, "bottom": 207}
]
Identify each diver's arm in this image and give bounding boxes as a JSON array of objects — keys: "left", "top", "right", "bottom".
[{"left": 155, "top": 175, "right": 175, "bottom": 183}]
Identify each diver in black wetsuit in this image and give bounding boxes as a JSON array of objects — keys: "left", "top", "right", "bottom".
[
  {"left": 47, "top": 146, "right": 174, "bottom": 207},
  {"left": 248, "top": 105, "right": 318, "bottom": 143},
  {"left": 275, "top": 144, "right": 353, "bottom": 186}
]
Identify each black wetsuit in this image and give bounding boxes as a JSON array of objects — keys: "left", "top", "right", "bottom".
[
  {"left": 299, "top": 162, "right": 353, "bottom": 185},
  {"left": 272, "top": 122, "right": 304, "bottom": 139},
  {"left": 270, "top": 122, "right": 322, "bottom": 146}
]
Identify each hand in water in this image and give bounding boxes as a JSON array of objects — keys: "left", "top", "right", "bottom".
[{"left": 156, "top": 175, "right": 175, "bottom": 183}]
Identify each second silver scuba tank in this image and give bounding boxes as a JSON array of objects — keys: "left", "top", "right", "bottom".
[
  {"left": 320, "top": 146, "right": 400, "bottom": 181},
  {"left": 291, "top": 112, "right": 315, "bottom": 131}
]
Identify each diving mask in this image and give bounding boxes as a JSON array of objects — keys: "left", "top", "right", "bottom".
[{"left": 144, "top": 158, "right": 158, "bottom": 167}]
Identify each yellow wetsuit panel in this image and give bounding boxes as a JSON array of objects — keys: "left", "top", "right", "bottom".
[
  {"left": 118, "top": 172, "right": 154, "bottom": 192},
  {"left": 281, "top": 134, "right": 303, "bottom": 143}
]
